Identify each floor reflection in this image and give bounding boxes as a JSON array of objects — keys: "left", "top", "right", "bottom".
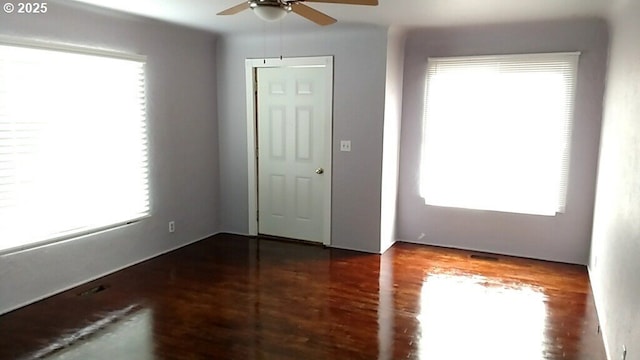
[
  {"left": 417, "top": 273, "right": 547, "bottom": 360},
  {"left": 30, "top": 306, "right": 153, "bottom": 360},
  {"left": 0, "top": 236, "right": 604, "bottom": 359},
  {"left": 378, "top": 251, "right": 394, "bottom": 360}
]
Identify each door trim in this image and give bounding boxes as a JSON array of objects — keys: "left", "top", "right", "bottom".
[{"left": 245, "top": 56, "right": 333, "bottom": 246}]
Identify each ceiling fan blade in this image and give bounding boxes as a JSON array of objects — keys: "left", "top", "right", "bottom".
[
  {"left": 291, "top": 3, "right": 337, "bottom": 26},
  {"left": 305, "top": 0, "right": 378, "bottom": 5},
  {"left": 217, "top": 1, "right": 250, "bottom": 15}
]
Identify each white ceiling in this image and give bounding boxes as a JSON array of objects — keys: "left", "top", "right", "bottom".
[{"left": 69, "top": 0, "right": 611, "bottom": 35}]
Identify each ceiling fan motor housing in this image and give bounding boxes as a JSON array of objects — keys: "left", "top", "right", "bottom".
[
  {"left": 250, "top": 0, "right": 293, "bottom": 10},
  {"left": 250, "top": 0, "right": 292, "bottom": 21}
]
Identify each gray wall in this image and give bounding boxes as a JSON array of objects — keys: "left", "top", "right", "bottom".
[
  {"left": 590, "top": 1, "right": 640, "bottom": 359},
  {"left": 397, "top": 19, "right": 609, "bottom": 264},
  {"left": 0, "top": 0, "right": 220, "bottom": 314},
  {"left": 216, "top": 26, "right": 389, "bottom": 253}
]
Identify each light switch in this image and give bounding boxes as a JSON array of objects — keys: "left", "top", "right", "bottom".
[{"left": 340, "top": 140, "right": 351, "bottom": 152}]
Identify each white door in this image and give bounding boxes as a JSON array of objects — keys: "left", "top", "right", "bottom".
[{"left": 256, "top": 66, "right": 330, "bottom": 243}]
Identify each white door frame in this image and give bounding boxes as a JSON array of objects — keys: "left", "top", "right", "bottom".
[{"left": 245, "top": 56, "right": 333, "bottom": 246}]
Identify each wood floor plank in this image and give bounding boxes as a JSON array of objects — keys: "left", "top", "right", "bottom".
[{"left": 0, "top": 234, "right": 606, "bottom": 359}]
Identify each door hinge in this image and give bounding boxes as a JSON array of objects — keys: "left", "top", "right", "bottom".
[{"left": 256, "top": 210, "right": 259, "bottom": 222}]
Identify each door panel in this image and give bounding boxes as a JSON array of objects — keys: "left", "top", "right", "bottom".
[
  {"left": 295, "top": 176, "right": 312, "bottom": 220},
  {"left": 257, "top": 66, "right": 327, "bottom": 242},
  {"left": 269, "top": 174, "right": 286, "bottom": 217},
  {"left": 268, "top": 107, "right": 286, "bottom": 159}
]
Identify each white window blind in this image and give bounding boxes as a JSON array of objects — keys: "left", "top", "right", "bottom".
[
  {"left": 0, "top": 41, "right": 150, "bottom": 253},
  {"left": 420, "top": 52, "right": 579, "bottom": 216}
]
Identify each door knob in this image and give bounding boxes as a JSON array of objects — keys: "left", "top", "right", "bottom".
[{"left": 315, "top": 168, "right": 324, "bottom": 175}]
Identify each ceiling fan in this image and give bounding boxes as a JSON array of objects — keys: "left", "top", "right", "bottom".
[{"left": 217, "top": 0, "right": 379, "bottom": 26}]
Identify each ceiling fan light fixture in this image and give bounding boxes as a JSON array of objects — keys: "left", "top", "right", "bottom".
[{"left": 251, "top": 3, "right": 289, "bottom": 22}]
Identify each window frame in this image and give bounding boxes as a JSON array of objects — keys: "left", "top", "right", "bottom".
[
  {"left": 0, "top": 36, "right": 152, "bottom": 255},
  {"left": 419, "top": 52, "right": 580, "bottom": 216}
]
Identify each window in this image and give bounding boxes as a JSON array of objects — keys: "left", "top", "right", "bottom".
[
  {"left": 0, "top": 40, "right": 150, "bottom": 253},
  {"left": 420, "top": 53, "right": 579, "bottom": 216}
]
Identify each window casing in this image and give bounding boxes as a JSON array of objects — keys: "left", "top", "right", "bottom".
[
  {"left": 420, "top": 52, "right": 579, "bottom": 216},
  {"left": 0, "top": 39, "right": 150, "bottom": 253}
]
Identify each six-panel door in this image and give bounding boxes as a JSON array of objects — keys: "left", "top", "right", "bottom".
[{"left": 257, "top": 66, "right": 328, "bottom": 243}]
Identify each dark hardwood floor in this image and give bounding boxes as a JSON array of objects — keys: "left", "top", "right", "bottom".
[{"left": 0, "top": 234, "right": 606, "bottom": 359}]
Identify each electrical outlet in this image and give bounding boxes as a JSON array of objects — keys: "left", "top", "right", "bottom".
[
  {"left": 168, "top": 221, "right": 175, "bottom": 233},
  {"left": 340, "top": 140, "right": 351, "bottom": 152},
  {"left": 622, "top": 345, "right": 627, "bottom": 360}
]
